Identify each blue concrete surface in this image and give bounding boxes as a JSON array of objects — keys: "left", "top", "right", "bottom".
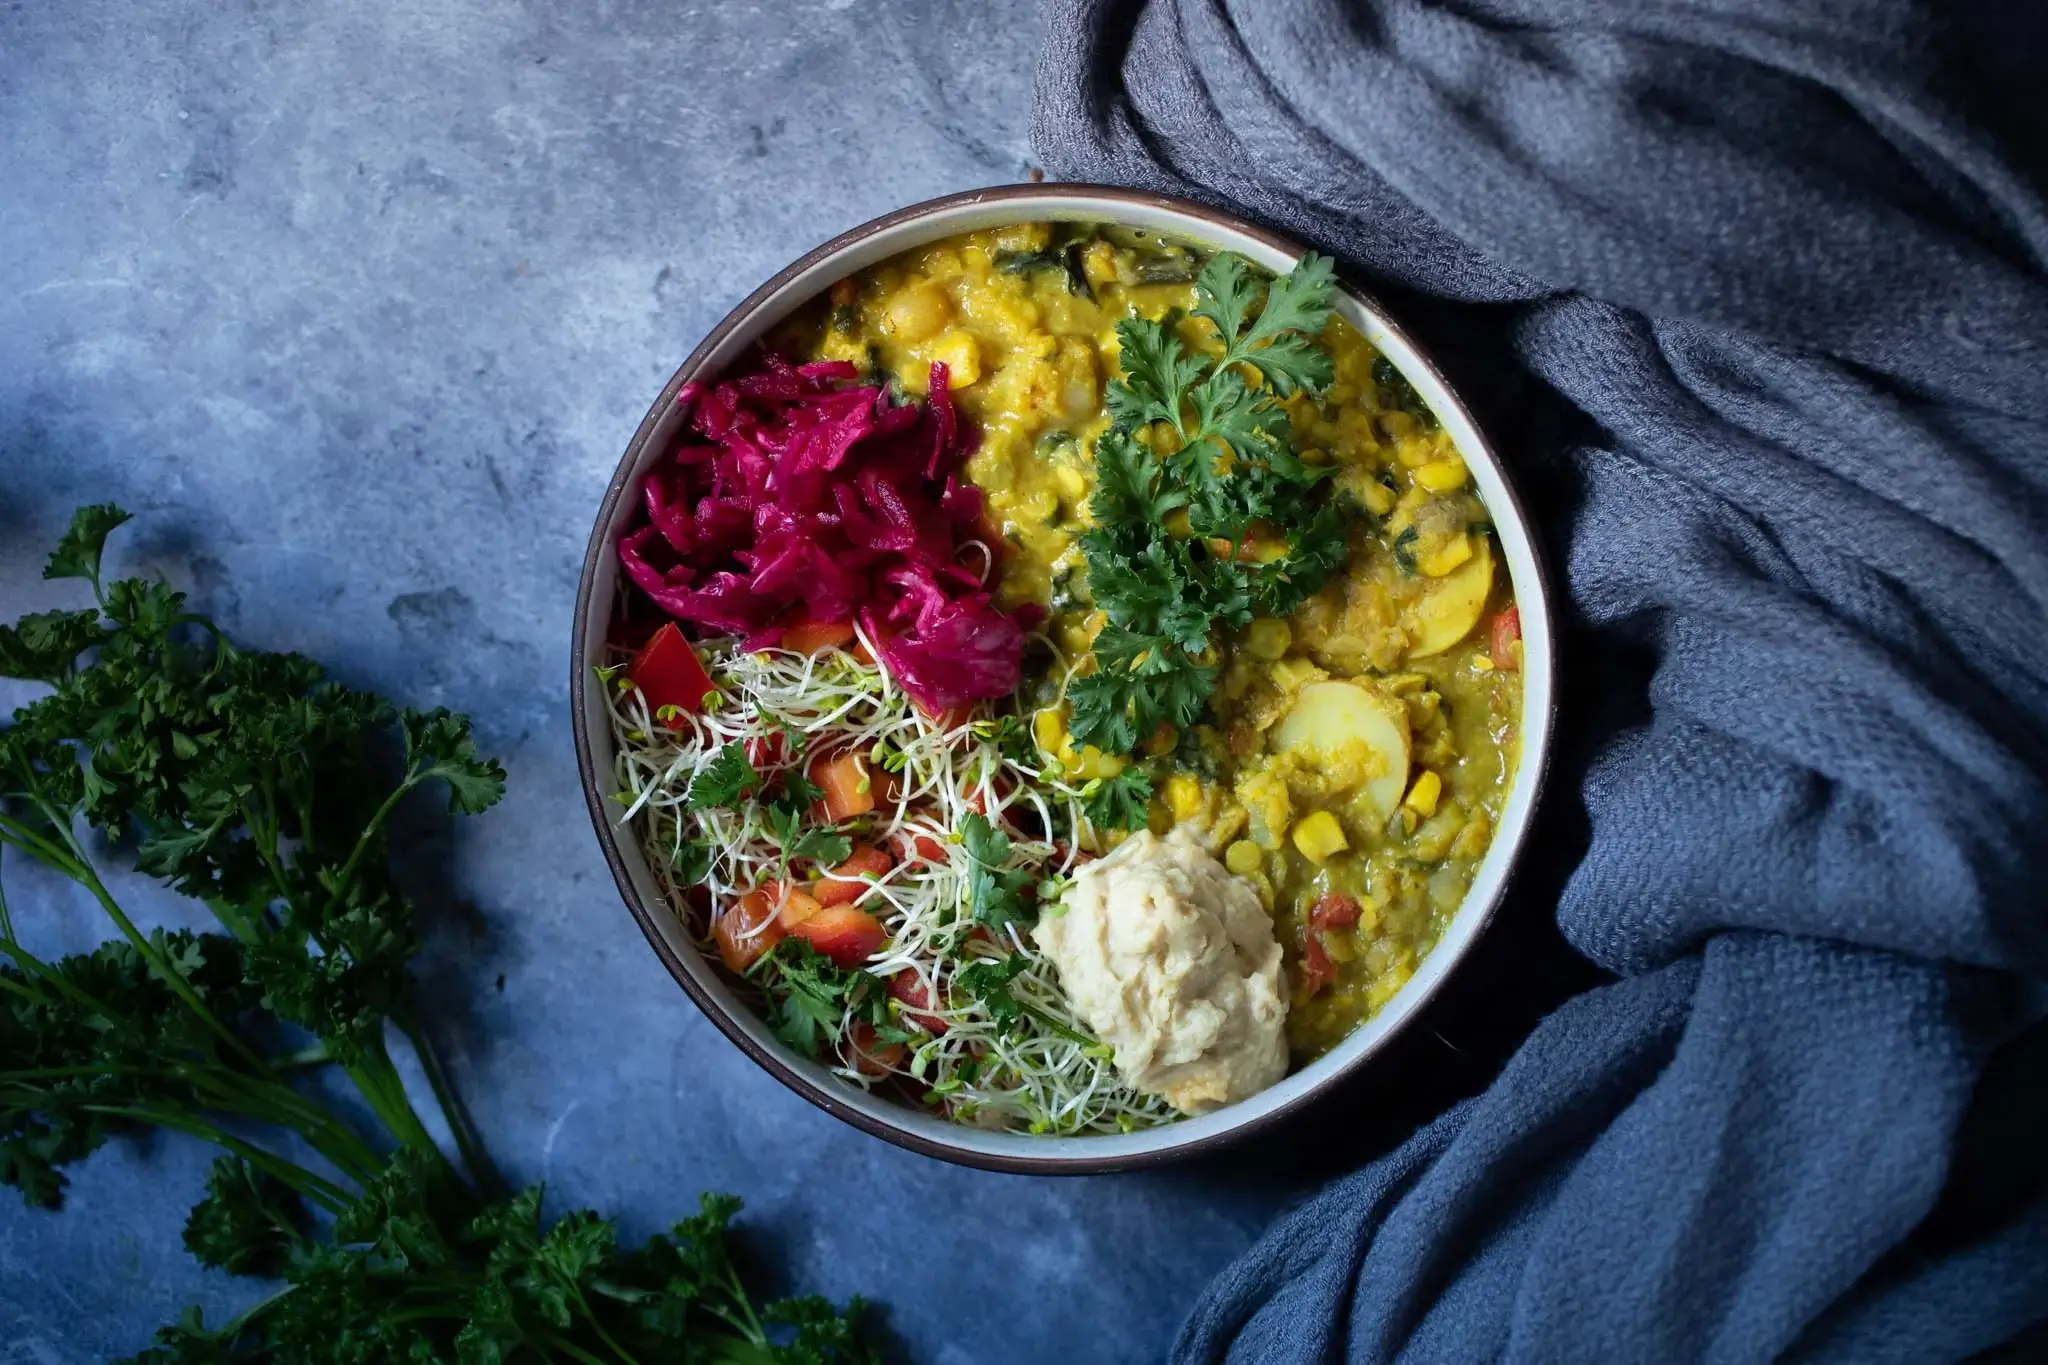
[
  {"left": 0, "top": 4, "right": 1603, "bottom": 1360},
  {"left": 0, "top": 3, "right": 1301, "bottom": 1361}
]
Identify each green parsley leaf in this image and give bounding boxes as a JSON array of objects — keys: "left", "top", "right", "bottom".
[
  {"left": 401, "top": 707, "right": 508, "bottom": 814},
  {"left": 1089, "top": 427, "right": 1188, "bottom": 528},
  {"left": 1074, "top": 249, "right": 1347, "bottom": 758},
  {"left": 756, "top": 940, "right": 882, "bottom": 1058},
  {"left": 953, "top": 953, "right": 1030, "bottom": 1030},
  {"left": 1105, "top": 313, "right": 1203, "bottom": 434},
  {"left": 686, "top": 745, "right": 760, "bottom": 810},
  {"left": 961, "top": 812, "right": 1036, "bottom": 931},
  {"left": 41, "top": 503, "right": 132, "bottom": 586},
  {"left": 181, "top": 1155, "right": 307, "bottom": 1276},
  {"left": 1081, "top": 767, "right": 1154, "bottom": 834}
]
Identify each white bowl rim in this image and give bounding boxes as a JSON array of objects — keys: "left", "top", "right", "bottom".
[{"left": 569, "top": 182, "right": 1558, "bottom": 1173}]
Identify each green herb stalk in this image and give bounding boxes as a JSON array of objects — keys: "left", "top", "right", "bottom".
[{"left": 1, "top": 506, "right": 877, "bottom": 1364}]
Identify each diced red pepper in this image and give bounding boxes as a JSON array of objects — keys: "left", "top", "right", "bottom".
[
  {"left": 846, "top": 1021, "right": 907, "bottom": 1077},
  {"left": 629, "top": 623, "right": 716, "bottom": 720},
  {"left": 813, "top": 845, "right": 894, "bottom": 907},
  {"left": 788, "top": 905, "right": 886, "bottom": 967},
  {"left": 745, "top": 731, "right": 789, "bottom": 771},
  {"left": 1490, "top": 606, "right": 1522, "bottom": 671},
  {"left": 781, "top": 616, "right": 857, "bottom": 654},
  {"left": 1299, "top": 931, "right": 1336, "bottom": 997},
  {"left": 887, "top": 969, "right": 949, "bottom": 1035},
  {"left": 893, "top": 829, "right": 948, "bottom": 865},
  {"left": 1310, "top": 894, "right": 1362, "bottom": 931},
  {"left": 808, "top": 750, "right": 877, "bottom": 822},
  {"left": 712, "top": 889, "right": 784, "bottom": 973},
  {"left": 773, "top": 884, "right": 825, "bottom": 930}
]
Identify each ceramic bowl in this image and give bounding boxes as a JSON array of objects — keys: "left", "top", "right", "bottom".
[{"left": 570, "top": 183, "right": 1556, "bottom": 1173}]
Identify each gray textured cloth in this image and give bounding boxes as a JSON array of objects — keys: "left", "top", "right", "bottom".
[{"left": 1034, "top": 0, "right": 2048, "bottom": 1359}]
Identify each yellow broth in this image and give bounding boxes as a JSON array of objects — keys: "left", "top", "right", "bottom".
[{"left": 781, "top": 222, "right": 1522, "bottom": 1062}]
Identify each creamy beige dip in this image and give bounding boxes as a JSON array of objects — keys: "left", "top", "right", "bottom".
[{"left": 1034, "top": 828, "right": 1288, "bottom": 1114}]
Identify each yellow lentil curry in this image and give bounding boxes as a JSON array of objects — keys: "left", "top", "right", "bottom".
[{"left": 780, "top": 222, "right": 1523, "bottom": 1062}]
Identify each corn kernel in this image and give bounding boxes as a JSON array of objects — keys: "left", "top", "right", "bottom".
[
  {"left": 1082, "top": 240, "right": 1117, "bottom": 287},
  {"left": 1165, "top": 774, "right": 1204, "bottom": 821},
  {"left": 1356, "top": 477, "right": 1396, "bottom": 517},
  {"left": 1070, "top": 745, "right": 1126, "bottom": 782},
  {"left": 1292, "top": 809, "right": 1350, "bottom": 863},
  {"left": 1270, "top": 657, "right": 1326, "bottom": 693},
  {"left": 1032, "top": 707, "right": 1065, "bottom": 758},
  {"left": 1415, "top": 458, "right": 1468, "bottom": 492},
  {"left": 1224, "top": 840, "right": 1263, "bottom": 876},
  {"left": 1145, "top": 723, "right": 1179, "bottom": 757},
  {"left": 1404, "top": 770, "right": 1443, "bottom": 818},
  {"left": 927, "top": 331, "right": 981, "bottom": 388},
  {"left": 1418, "top": 533, "right": 1475, "bottom": 578},
  {"left": 1245, "top": 618, "right": 1292, "bottom": 660},
  {"left": 1053, "top": 465, "right": 1088, "bottom": 504},
  {"left": 1322, "top": 931, "right": 1358, "bottom": 963}
]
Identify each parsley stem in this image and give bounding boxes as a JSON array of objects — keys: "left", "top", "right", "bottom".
[
  {"left": 536, "top": 1331, "right": 616, "bottom": 1365},
  {"left": 330, "top": 776, "right": 418, "bottom": 899},
  {"left": 0, "top": 814, "right": 84, "bottom": 881},
  {"left": 396, "top": 1012, "right": 503, "bottom": 1198},
  {"left": 63, "top": 843, "right": 280, "bottom": 1080},
  {"left": 0, "top": 845, "right": 14, "bottom": 943}
]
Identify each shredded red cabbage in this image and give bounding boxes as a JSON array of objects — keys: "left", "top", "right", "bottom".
[{"left": 618, "top": 357, "right": 1037, "bottom": 712}]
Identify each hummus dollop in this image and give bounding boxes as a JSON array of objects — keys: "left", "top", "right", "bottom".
[{"left": 1034, "top": 828, "right": 1288, "bottom": 1114}]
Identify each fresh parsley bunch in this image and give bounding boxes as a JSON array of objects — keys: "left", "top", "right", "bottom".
[
  {"left": 1068, "top": 252, "right": 1351, "bottom": 756},
  {"left": 0, "top": 506, "right": 878, "bottom": 1364}
]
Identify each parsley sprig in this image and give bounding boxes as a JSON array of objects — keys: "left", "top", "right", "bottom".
[
  {"left": 2, "top": 507, "right": 877, "bottom": 1363},
  {"left": 1069, "top": 252, "right": 1351, "bottom": 755}
]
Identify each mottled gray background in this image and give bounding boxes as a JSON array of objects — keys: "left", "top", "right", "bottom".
[{"left": 0, "top": 2, "right": 1595, "bottom": 1360}]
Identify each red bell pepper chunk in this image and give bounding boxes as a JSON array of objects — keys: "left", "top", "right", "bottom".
[
  {"left": 1490, "top": 606, "right": 1522, "bottom": 671},
  {"left": 1310, "top": 894, "right": 1362, "bottom": 931},
  {"left": 788, "top": 905, "right": 886, "bottom": 968},
  {"left": 887, "top": 969, "right": 949, "bottom": 1035},
  {"left": 630, "top": 623, "right": 716, "bottom": 720},
  {"left": 1299, "top": 931, "right": 1336, "bottom": 997}
]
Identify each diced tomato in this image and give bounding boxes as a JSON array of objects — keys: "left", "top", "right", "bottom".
[
  {"left": 966, "top": 780, "right": 1011, "bottom": 821},
  {"left": 814, "top": 845, "right": 894, "bottom": 907},
  {"left": 745, "top": 731, "right": 788, "bottom": 770},
  {"left": 1490, "top": 606, "right": 1522, "bottom": 671},
  {"left": 887, "top": 969, "right": 949, "bottom": 1035},
  {"left": 846, "top": 1022, "right": 907, "bottom": 1078},
  {"left": 712, "top": 889, "right": 784, "bottom": 973},
  {"left": 788, "top": 905, "right": 886, "bottom": 967},
  {"left": 1310, "top": 894, "right": 1362, "bottom": 931},
  {"left": 781, "top": 615, "right": 857, "bottom": 655},
  {"left": 915, "top": 699, "right": 974, "bottom": 733},
  {"left": 809, "top": 750, "right": 876, "bottom": 822},
  {"left": 774, "top": 884, "right": 825, "bottom": 930},
  {"left": 893, "top": 829, "right": 948, "bottom": 865},
  {"left": 629, "top": 623, "right": 716, "bottom": 721},
  {"left": 1299, "top": 931, "right": 1336, "bottom": 997}
]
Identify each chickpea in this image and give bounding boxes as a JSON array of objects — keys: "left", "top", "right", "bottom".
[{"left": 882, "top": 281, "right": 952, "bottom": 344}]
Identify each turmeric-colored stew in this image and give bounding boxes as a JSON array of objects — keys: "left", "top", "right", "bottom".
[{"left": 608, "top": 222, "right": 1521, "bottom": 1133}]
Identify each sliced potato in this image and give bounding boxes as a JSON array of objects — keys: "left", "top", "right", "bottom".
[
  {"left": 1273, "top": 680, "right": 1412, "bottom": 817},
  {"left": 1406, "top": 535, "right": 1494, "bottom": 659}
]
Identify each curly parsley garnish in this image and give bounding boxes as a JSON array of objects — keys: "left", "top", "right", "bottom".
[
  {"left": 1, "top": 505, "right": 879, "bottom": 1363},
  {"left": 1069, "top": 251, "right": 1351, "bottom": 755}
]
